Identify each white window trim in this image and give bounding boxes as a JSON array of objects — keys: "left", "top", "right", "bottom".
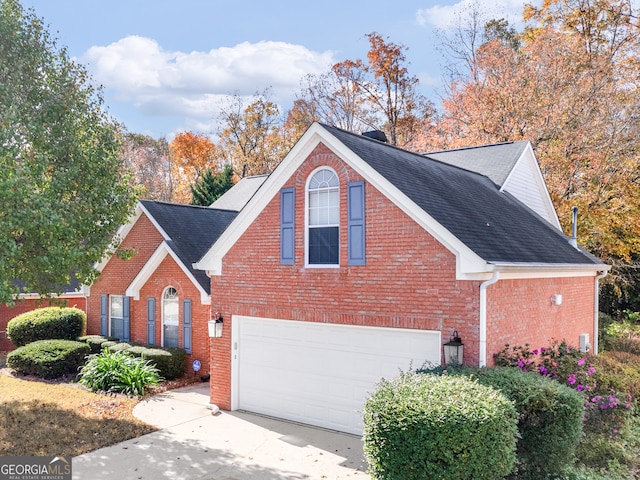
[
  {"left": 161, "top": 286, "right": 179, "bottom": 348},
  {"left": 305, "top": 166, "right": 340, "bottom": 268}
]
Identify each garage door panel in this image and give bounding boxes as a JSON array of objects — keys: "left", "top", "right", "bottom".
[{"left": 236, "top": 316, "right": 440, "bottom": 434}]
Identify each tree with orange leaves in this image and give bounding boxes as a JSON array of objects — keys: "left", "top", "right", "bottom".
[
  {"left": 436, "top": 0, "right": 640, "bottom": 311},
  {"left": 169, "top": 131, "right": 218, "bottom": 203}
]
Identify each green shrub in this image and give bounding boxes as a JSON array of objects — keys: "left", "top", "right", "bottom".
[
  {"left": 77, "top": 335, "right": 119, "bottom": 354},
  {"left": 79, "top": 350, "right": 161, "bottom": 396},
  {"left": 7, "top": 307, "right": 86, "bottom": 347},
  {"left": 363, "top": 372, "right": 517, "bottom": 480},
  {"left": 473, "top": 367, "right": 585, "bottom": 479},
  {"left": 7, "top": 339, "right": 90, "bottom": 379},
  {"left": 100, "top": 340, "right": 118, "bottom": 350},
  {"left": 142, "top": 347, "right": 186, "bottom": 380},
  {"left": 126, "top": 346, "right": 148, "bottom": 358},
  {"left": 107, "top": 342, "right": 133, "bottom": 353}
]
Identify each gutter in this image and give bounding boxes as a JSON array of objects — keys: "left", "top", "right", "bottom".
[
  {"left": 594, "top": 270, "right": 608, "bottom": 355},
  {"left": 479, "top": 271, "right": 500, "bottom": 367}
]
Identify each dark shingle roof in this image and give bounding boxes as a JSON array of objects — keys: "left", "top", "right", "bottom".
[
  {"left": 424, "top": 141, "right": 529, "bottom": 186},
  {"left": 140, "top": 201, "right": 238, "bottom": 293},
  {"left": 324, "top": 125, "right": 602, "bottom": 266}
]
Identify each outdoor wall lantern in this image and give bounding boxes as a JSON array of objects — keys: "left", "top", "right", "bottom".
[
  {"left": 208, "top": 313, "right": 224, "bottom": 338},
  {"left": 443, "top": 331, "right": 464, "bottom": 366}
]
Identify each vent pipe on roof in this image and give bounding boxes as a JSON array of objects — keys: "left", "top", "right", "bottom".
[
  {"left": 569, "top": 206, "right": 578, "bottom": 248},
  {"left": 362, "top": 130, "right": 388, "bottom": 143}
]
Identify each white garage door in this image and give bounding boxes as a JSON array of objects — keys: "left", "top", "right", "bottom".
[{"left": 233, "top": 316, "right": 441, "bottom": 435}]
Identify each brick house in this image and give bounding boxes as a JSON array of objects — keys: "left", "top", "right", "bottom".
[
  {"left": 194, "top": 123, "right": 608, "bottom": 434},
  {"left": 85, "top": 201, "right": 238, "bottom": 376},
  {"left": 0, "top": 285, "right": 86, "bottom": 351}
]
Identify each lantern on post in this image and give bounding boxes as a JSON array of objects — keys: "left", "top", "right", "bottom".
[
  {"left": 443, "top": 331, "right": 464, "bottom": 366},
  {"left": 208, "top": 313, "right": 224, "bottom": 338}
]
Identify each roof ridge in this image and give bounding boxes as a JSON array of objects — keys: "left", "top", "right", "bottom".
[{"left": 321, "top": 123, "right": 496, "bottom": 184}]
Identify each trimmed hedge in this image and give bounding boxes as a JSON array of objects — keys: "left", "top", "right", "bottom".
[
  {"left": 92, "top": 341, "right": 186, "bottom": 380},
  {"left": 7, "top": 307, "right": 86, "bottom": 347},
  {"left": 472, "top": 367, "right": 585, "bottom": 479},
  {"left": 363, "top": 372, "right": 517, "bottom": 480},
  {"left": 77, "top": 335, "right": 119, "bottom": 354},
  {"left": 141, "top": 347, "right": 186, "bottom": 380},
  {"left": 7, "top": 339, "right": 90, "bottom": 379},
  {"left": 107, "top": 342, "right": 133, "bottom": 353}
]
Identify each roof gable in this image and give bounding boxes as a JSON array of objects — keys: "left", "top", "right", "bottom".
[
  {"left": 425, "top": 141, "right": 560, "bottom": 229},
  {"left": 138, "top": 201, "right": 238, "bottom": 293},
  {"left": 195, "top": 123, "right": 605, "bottom": 279}
]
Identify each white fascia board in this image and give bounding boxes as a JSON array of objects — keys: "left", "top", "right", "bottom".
[
  {"left": 478, "top": 262, "right": 610, "bottom": 280},
  {"left": 194, "top": 122, "right": 488, "bottom": 278},
  {"left": 127, "top": 241, "right": 211, "bottom": 305},
  {"left": 503, "top": 142, "right": 561, "bottom": 230}
]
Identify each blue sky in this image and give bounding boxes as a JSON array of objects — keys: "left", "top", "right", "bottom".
[{"left": 25, "top": 0, "right": 527, "bottom": 139}]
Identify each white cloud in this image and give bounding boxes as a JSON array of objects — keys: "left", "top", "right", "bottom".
[
  {"left": 416, "top": 0, "right": 526, "bottom": 30},
  {"left": 82, "top": 36, "right": 335, "bottom": 127}
]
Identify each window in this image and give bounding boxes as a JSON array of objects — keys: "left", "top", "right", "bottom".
[
  {"left": 110, "top": 295, "right": 124, "bottom": 340},
  {"left": 307, "top": 168, "right": 339, "bottom": 265},
  {"left": 162, "top": 287, "right": 179, "bottom": 347}
]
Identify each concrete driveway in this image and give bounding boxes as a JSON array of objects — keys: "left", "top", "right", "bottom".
[{"left": 72, "top": 383, "right": 370, "bottom": 479}]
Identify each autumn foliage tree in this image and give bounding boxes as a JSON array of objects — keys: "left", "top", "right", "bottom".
[
  {"left": 298, "top": 33, "right": 435, "bottom": 147},
  {"left": 216, "top": 90, "right": 283, "bottom": 177},
  {"left": 121, "top": 131, "right": 172, "bottom": 201},
  {"left": 437, "top": 0, "right": 640, "bottom": 311},
  {"left": 169, "top": 131, "right": 217, "bottom": 203}
]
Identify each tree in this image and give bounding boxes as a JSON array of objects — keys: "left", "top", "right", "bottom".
[
  {"left": 436, "top": 2, "right": 640, "bottom": 312},
  {"left": 301, "top": 33, "right": 435, "bottom": 147},
  {"left": 0, "top": 0, "right": 138, "bottom": 303},
  {"left": 217, "top": 89, "right": 283, "bottom": 177},
  {"left": 121, "top": 131, "right": 172, "bottom": 201},
  {"left": 190, "top": 164, "right": 235, "bottom": 206},
  {"left": 168, "top": 131, "right": 217, "bottom": 203},
  {"left": 297, "top": 61, "right": 375, "bottom": 134}
]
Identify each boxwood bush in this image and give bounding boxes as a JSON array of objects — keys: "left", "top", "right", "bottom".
[
  {"left": 6, "top": 339, "right": 90, "bottom": 379},
  {"left": 107, "top": 342, "right": 133, "bottom": 353},
  {"left": 363, "top": 372, "right": 517, "bottom": 480},
  {"left": 142, "top": 347, "right": 186, "bottom": 380},
  {"left": 93, "top": 341, "right": 186, "bottom": 380},
  {"left": 7, "top": 307, "right": 86, "bottom": 347},
  {"left": 77, "top": 335, "right": 119, "bottom": 354},
  {"left": 472, "top": 367, "right": 585, "bottom": 479}
]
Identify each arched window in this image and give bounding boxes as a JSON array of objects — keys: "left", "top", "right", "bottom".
[
  {"left": 162, "top": 287, "right": 179, "bottom": 347},
  {"left": 307, "top": 168, "right": 339, "bottom": 265}
]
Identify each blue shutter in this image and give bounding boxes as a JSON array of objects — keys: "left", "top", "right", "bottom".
[
  {"left": 182, "top": 299, "right": 192, "bottom": 354},
  {"left": 122, "top": 296, "right": 130, "bottom": 342},
  {"left": 348, "top": 181, "right": 366, "bottom": 265},
  {"left": 100, "top": 294, "right": 108, "bottom": 336},
  {"left": 147, "top": 297, "right": 156, "bottom": 345},
  {"left": 280, "top": 187, "right": 295, "bottom": 264}
]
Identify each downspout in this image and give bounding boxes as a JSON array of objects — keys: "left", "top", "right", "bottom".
[
  {"left": 594, "top": 270, "right": 608, "bottom": 355},
  {"left": 479, "top": 271, "right": 500, "bottom": 367}
]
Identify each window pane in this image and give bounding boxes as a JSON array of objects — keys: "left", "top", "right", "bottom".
[
  {"left": 110, "top": 296, "right": 123, "bottom": 319},
  {"left": 309, "top": 227, "right": 339, "bottom": 264},
  {"left": 164, "top": 325, "right": 179, "bottom": 347},
  {"left": 163, "top": 288, "right": 179, "bottom": 326}
]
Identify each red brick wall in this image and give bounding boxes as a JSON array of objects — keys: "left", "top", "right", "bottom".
[
  {"left": 0, "top": 296, "right": 87, "bottom": 351},
  {"left": 87, "top": 213, "right": 163, "bottom": 334},
  {"left": 209, "top": 143, "right": 481, "bottom": 409},
  {"left": 88, "top": 212, "right": 211, "bottom": 376},
  {"left": 486, "top": 276, "right": 595, "bottom": 363}
]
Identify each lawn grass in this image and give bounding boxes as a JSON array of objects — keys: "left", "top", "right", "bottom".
[{"left": 0, "top": 374, "right": 156, "bottom": 456}]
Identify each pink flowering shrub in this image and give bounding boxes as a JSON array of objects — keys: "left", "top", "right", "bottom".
[{"left": 494, "top": 341, "right": 633, "bottom": 434}]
